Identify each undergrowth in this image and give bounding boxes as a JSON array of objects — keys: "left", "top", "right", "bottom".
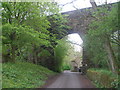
[
  {"left": 87, "top": 68, "right": 120, "bottom": 88},
  {"left": 2, "top": 62, "right": 56, "bottom": 88}
]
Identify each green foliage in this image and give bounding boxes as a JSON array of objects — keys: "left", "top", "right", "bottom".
[
  {"left": 2, "top": 2, "right": 69, "bottom": 71},
  {"left": 62, "top": 64, "right": 71, "bottom": 70},
  {"left": 2, "top": 24, "right": 43, "bottom": 46},
  {"left": 2, "top": 23, "right": 51, "bottom": 62},
  {"left": 85, "top": 3, "right": 119, "bottom": 70},
  {"left": 38, "top": 49, "right": 51, "bottom": 57},
  {"left": 2, "top": 62, "right": 56, "bottom": 88},
  {"left": 0, "top": 63, "right": 1, "bottom": 89},
  {"left": 48, "top": 14, "right": 70, "bottom": 39},
  {"left": 2, "top": 2, "right": 60, "bottom": 24},
  {"left": 54, "top": 37, "right": 71, "bottom": 72},
  {"left": 1, "top": 1, "right": 70, "bottom": 88},
  {"left": 87, "top": 68, "right": 119, "bottom": 88}
]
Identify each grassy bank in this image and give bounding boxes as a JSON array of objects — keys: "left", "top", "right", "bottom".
[
  {"left": 2, "top": 62, "right": 56, "bottom": 88},
  {"left": 87, "top": 68, "right": 119, "bottom": 88}
]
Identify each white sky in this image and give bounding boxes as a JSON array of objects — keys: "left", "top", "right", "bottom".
[
  {"left": 68, "top": 33, "right": 83, "bottom": 52},
  {"left": 56, "top": 0, "right": 118, "bottom": 12}
]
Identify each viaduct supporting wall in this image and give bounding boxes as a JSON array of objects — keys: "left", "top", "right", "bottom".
[{"left": 62, "top": 3, "right": 114, "bottom": 67}]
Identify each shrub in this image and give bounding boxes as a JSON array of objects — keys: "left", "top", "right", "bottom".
[
  {"left": 62, "top": 64, "right": 71, "bottom": 70},
  {"left": 87, "top": 68, "right": 119, "bottom": 88}
]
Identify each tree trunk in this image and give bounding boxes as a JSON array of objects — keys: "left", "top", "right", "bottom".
[
  {"left": 106, "top": 59, "right": 112, "bottom": 71},
  {"left": 104, "top": 37, "right": 118, "bottom": 74},
  {"left": 90, "top": 0, "right": 97, "bottom": 10},
  {"left": 28, "top": 53, "right": 33, "bottom": 63},
  {"left": 33, "top": 52, "right": 38, "bottom": 64},
  {"left": 11, "top": 46, "right": 16, "bottom": 62}
]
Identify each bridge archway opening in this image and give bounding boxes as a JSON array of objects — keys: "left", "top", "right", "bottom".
[
  {"left": 60, "top": 33, "right": 83, "bottom": 71},
  {"left": 67, "top": 33, "right": 83, "bottom": 72}
]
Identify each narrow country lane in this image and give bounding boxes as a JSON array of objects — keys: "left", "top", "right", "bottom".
[{"left": 46, "top": 71, "right": 95, "bottom": 88}]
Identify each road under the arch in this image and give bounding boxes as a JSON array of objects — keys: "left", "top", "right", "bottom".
[{"left": 45, "top": 71, "right": 95, "bottom": 88}]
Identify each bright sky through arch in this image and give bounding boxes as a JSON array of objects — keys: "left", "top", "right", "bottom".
[{"left": 68, "top": 33, "right": 83, "bottom": 52}]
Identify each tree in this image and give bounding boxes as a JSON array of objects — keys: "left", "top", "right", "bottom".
[
  {"left": 2, "top": 2, "right": 58, "bottom": 63},
  {"left": 2, "top": 24, "right": 48, "bottom": 62},
  {"left": 54, "top": 36, "right": 72, "bottom": 72},
  {"left": 2, "top": 2, "right": 70, "bottom": 72},
  {"left": 86, "top": 2, "right": 119, "bottom": 74}
]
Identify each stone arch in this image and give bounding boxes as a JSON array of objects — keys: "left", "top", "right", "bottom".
[
  {"left": 61, "top": 7, "right": 95, "bottom": 68},
  {"left": 61, "top": 3, "right": 115, "bottom": 68}
]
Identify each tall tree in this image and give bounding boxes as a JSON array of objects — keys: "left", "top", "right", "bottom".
[
  {"left": 2, "top": 2, "right": 59, "bottom": 63},
  {"left": 2, "top": 2, "right": 70, "bottom": 72},
  {"left": 86, "top": 3, "right": 119, "bottom": 74}
]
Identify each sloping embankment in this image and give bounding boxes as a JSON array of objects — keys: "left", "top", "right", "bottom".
[{"left": 2, "top": 62, "right": 56, "bottom": 88}]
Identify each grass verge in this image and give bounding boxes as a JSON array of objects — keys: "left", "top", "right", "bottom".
[
  {"left": 87, "top": 68, "right": 120, "bottom": 88},
  {"left": 2, "top": 62, "right": 56, "bottom": 88}
]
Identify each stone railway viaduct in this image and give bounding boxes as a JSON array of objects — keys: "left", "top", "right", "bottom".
[{"left": 61, "top": 2, "right": 115, "bottom": 68}]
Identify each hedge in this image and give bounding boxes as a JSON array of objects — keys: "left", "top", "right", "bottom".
[{"left": 87, "top": 68, "right": 119, "bottom": 88}]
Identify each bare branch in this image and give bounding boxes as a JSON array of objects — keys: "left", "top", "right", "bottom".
[
  {"left": 59, "top": 0, "right": 77, "bottom": 7},
  {"left": 66, "top": 40, "right": 83, "bottom": 47},
  {"left": 72, "top": 3, "right": 79, "bottom": 10}
]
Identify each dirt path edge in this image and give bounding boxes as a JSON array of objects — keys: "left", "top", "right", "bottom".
[{"left": 40, "top": 73, "right": 62, "bottom": 88}]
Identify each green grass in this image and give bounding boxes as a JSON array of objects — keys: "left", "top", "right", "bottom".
[
  {"left": 87, "top": 68, "right": 119, "bottom": 88},
  {"left": 0, "top": 63, "right": 2, "bottom": 89},
  {"left": 62, "top": 64, "right": 71, "bottom": 70},
  {"left": 2, "top": 62, "right": 56, "bottom": 88}
]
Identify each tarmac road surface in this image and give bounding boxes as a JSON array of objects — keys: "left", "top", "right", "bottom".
[{"left": 46, "top": 70, "right": 95, "bottom": 88}]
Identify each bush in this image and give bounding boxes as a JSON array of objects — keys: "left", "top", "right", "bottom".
[
  {"left": 2, "top": 62, "right": 56, "bottom": 88},
  {"left": 62, "top": 65, "right": 71, "bottom": 70},
  {"left": 87, "top": 68, "right": 119, "bottom": 88}
]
